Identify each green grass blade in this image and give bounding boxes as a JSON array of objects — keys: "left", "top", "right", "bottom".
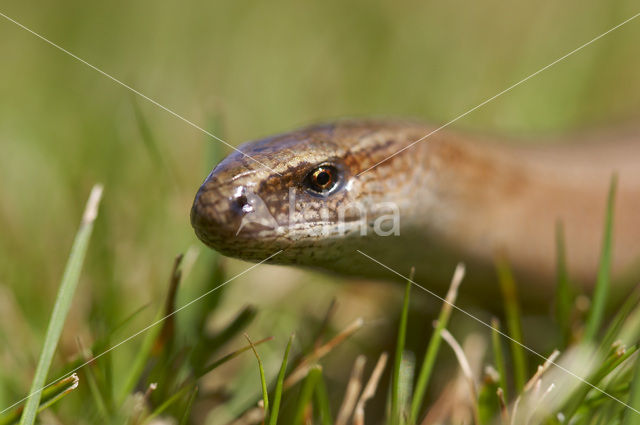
[
  {"left": 584, "top": 174, "right": 617, "bottom": 343},
  {"left": 132, "top": 98, "right": 164, "bottom": 169},
  {"left": 132, "top": 97, "right": 181, "bottom": 188},
  {"left": 391, "top": 268, "right": 414, "bottom": 425},
  {"left": 206, "top": 114, "right": 226, "bottom": 168},
  {"left": 117, "top": 309, "right": 163, "bottom": 403},
  {"left": 1, "top": 375, "right": 79, "bottom": 425},
  {"left": 622, "top": 357, "right": 640, "bottom": 425},
  {"left": 496, "top": 257, "right": 527, "bottom": 393},
  {"left": 600, "top": 288, "right": 640, "bottom": 351},
  {"left": 490, "top": 318, "right": 508, "bottom": 402},
  {"left": 245, "top": 334, "right": 269, "bottom": 418},
  {"left": 292, "top": 365, "right": 321, "bottom": 425},
  {"left": 179, "top": 386, "right": 198, "bottom": 425},
  {"left": 77, "top": 345, "right": 110, "bottom": 422},
  {"left": 477, "top": 368, "right": 500, "bottom": 425},
  {"left": 314, "top": 370, "right": 333, "bottom": 425},
  {"left": 564, "top": 343, "right": 637, "bottom": 421},
  {"left": 269, "top": 334, "right": 295, "bottom": 425},
  {"left": 119, "top": 255, "right": 187, "bottom": 403},
  {"left": 410, "top": 264, "right": 464, "bottom": 424},
  {"left": 555, "top": 220, "right": 574, "bottom": 347},
  {"left": 198, "top": 305, "right": 258, "bottom": 369},
  {"left": 398, "top": 351, "right": 415, "bottom": 421},
  {"left": 32, "top": 374, "right": 79, "bottom": 415},
  {"left": 197, "top": 337, "right": 273, "bottom": 378},
  {"left": 142, "top": 385, "right": 192, "bottom": 424},
  {"left": 18, "top": 185, "right": 103, "bottom": 425}
]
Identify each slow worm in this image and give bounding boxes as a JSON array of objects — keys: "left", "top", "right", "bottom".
[{"left": 190, "top": 121, "right": 640, "bottom": 306}]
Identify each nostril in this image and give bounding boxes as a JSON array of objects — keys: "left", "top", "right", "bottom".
[{"left": 232, "top": 194, "right": 253, "bottom": 214}]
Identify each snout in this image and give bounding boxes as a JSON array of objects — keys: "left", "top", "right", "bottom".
[{"left": 190, "top": 176, "right": 247, "bottom": 250}]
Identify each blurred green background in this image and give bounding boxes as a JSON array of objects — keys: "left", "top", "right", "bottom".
[{"left": 1, "top": 0, "right": 640, "bottom": 423}]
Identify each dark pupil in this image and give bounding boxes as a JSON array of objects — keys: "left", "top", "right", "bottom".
[{"left": 315, "top": 170, "right": 331, "bottom": 186}]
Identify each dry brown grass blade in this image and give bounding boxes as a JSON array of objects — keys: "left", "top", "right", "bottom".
[
  {"left": 511, "top": 349, "right": 560, "bottom": 425},
  {"left": 497, "top": 388, "right": 509, "bottom": 425},
  {"left": 313, "top": 298, "right": 338, "bottom": 351},
  {"left": 419, "top": 381, "right": 457, "bottom": 425},
  {"left": 284, "top": 318, "right": 364, "bottom": 389},
  {"left": 353, "top": 352, "right": 389, "bottom": 425},
  {"left": 524, "top": 349, "right": 560, "bottom": 392},
  {"left": 335, "top": 355, "right": 367, "bottom": 425},
  {"left": 227, "top": 407, "right": 265, "bottom": 425},
  {"left": 441, "top": 329, "right": 480, "bottom": 425},
  {"left": 152, "top": 254, "right": 183, "bottom": 355}
]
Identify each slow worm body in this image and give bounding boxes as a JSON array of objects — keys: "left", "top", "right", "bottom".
[{"left": 191, "top": 121, "right": 640, "bottom": 306}]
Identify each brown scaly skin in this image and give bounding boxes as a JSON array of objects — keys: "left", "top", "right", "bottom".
[{"left": 191, "top": 120, "right": 640, "bottom": 307}]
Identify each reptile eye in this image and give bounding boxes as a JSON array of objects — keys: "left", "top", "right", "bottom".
[{"left": 304, "top": 165, "right": 340, "bottom": 194}]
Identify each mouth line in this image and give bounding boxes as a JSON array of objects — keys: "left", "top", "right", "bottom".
[{"left": 230, "top": 219, "right": 370, "bottom": 238}]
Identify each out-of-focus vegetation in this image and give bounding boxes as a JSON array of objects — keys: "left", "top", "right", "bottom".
[{"left": 1, "top": 0, "right": 640, "bottom": 423}]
